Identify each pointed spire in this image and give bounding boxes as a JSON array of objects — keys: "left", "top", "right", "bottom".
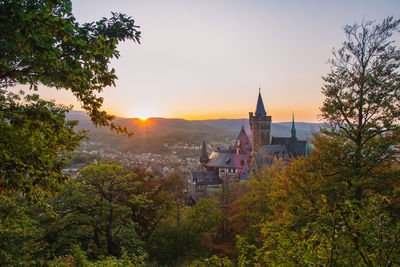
[
  {"left": 238, "top": 126, "right": 247, "bottom": 140},
  {"left": 236, "top": 126, "right": 251, "bottom": 154},
  {"left": 291, "top": 112, "right": 296, "bottom": 138},
  {"left": 200, "top": 141, "right": 209, "bottom": 164},
  {"left": 255, "top": 88, "right": 267, "bottom": 116}
]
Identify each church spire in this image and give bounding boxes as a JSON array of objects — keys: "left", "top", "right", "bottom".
[
  {"left": 200, "top": 141, "right": 209, "bottom": 164},
  {"left": 291, "top": 112, "right": 296, "bottom": 138},
  {"left": 255, "top": 88, "right": 267, "bottom": 116}
]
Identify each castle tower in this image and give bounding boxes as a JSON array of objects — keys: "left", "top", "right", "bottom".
[{"left": 249, "top": 89, "right": 272, "bottom": 152}]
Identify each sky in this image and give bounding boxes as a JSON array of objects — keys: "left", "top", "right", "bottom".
[{"left": 36, "top": 0, "right": 400, "bottom": 122}]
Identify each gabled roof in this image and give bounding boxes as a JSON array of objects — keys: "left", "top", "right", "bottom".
[
  {"left": 254, "top": 144, "right": 289, "bottom": 167},
  {"left": 255, "top": 90, "right": 267, "bottom": 116},
  {"left": 206, "top": 152, "right": 248, "bottom": 169},
  {"left": 271, "top": 137, "right": 309, "bottom": 158},
  {"left": 192, "top": 171, "right": 222, "bottom": 186},
  {"left": 235, "top": 127, "right": 252, "bottom": 154}
]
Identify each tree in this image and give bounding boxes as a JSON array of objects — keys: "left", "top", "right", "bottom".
[
  {"left": 45, "top": 163, "right": 170, "bottom": 259},
  {"left": 164, "top": 170, "right": 186, "bottom": 226},
  {"left": 238, "top": 192, "right": 400, "bottom": 266},
  {"left": 320, "top": 17, "right": 400, "bottom": 199},
  {"left": 0, "top": 0, "right": 141, "bottom": 198},
  {"left": 235, "top": 162, "right": 283, "bottom": 241},
  {"left": 0, "top": 90, "right": 85, "bottom": 200},
  {"left": 0, "top": 0, "right": 141, "bottom": 132},
  {"left": 0, "top": 193, "right": 49, "bottom": 265},
  {"left": 148, "top": 197, "right": 224, "bottom": 265},
  {"left": 233, "top": 17, "right": 400, "bottom": 266}
]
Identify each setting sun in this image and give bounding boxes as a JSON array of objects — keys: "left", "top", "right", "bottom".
[
  {"left": 3, "top": 0, "right": 399, "bottom": 264},
  {"left": 130, "top": 109, "right": 159, "bottom": 120}
]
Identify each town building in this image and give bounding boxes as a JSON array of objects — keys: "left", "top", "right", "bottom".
[{"left": 188, "top": 90, "right": 310, "bottom": 200}]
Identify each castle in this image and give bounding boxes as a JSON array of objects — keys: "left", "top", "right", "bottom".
[{"left": 188, "top": 90, "right": 310, "bottom": 200}]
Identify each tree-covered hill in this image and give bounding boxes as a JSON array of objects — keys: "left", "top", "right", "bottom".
[{"left": 67, "top": 110, "right": 325, "bottom": 153}]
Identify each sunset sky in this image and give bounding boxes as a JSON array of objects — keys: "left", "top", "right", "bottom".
[{"left": 36, "top": 0, "right": 400, "bottom": 122}]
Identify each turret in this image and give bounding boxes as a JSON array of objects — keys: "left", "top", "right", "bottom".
[
  {"left": 291, "top": 112, "right": 296, "bottom": 138},
  {"left": 200, "top": 141, "right": 209, "bottom": 165},
  {"left": 249, "top": 89, "right": 272, "bottom": 152}
]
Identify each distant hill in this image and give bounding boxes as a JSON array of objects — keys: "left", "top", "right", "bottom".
[
  {"left": 67, "top": 111, "right": 229, "bottom": 137},
  {"left": 67, "top": 110, "right": 326, "bottom": 153},
  {"left": 192, "top": 118, "right": 325, "bottom": 140}
]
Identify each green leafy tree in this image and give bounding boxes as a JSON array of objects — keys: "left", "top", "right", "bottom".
[
  {"left": 45, "top": 163, "right": 170, "bottom": 260},
  {"left": 0, "top": 90, "right": 85, "bottom": 200},
  {"left": 320, "top": 16, "right": 400, "bottom": 199},
  {"left": 164, "top": 170, "right": 186, "bottom": 226},
  {"left": 147, "top": 222, "right": 202, "bottom": 266},
  {"left": 0, "top": 0, "right": 141, "bottom": 199},
  {"left": 148, "top": 197, "right": 224, "bottom": 265},
  {"left": 189, "top": 255, "right": 233, "bottom": 267},
  {"left": 234, "top": 162, "right": 283, "bottom": 241},
  {"left": 238, "top": 193, "right": 400, "bottom": 266},
  {"left": 0, "top": 194, "right": 48, "bottom": 265},
  {"left": 0, "top": 0, "right": 141, "bottom": 131},
  {"left": 49, "top": 244, "right": 148, "bottom": 266},
  {"left": 235, "top": 17, "right": 400, "bottom": 266}
]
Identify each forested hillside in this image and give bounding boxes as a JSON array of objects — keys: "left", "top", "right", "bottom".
[
  {"left": 1, "top": 1, "right": 399, "bottom": 265},
  {"left": 67, "top": 110, "right": 324, "bottom": 153}
]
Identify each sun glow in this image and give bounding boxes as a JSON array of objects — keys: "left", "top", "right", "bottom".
[
  {"left": 129, "top": 109, "right": 159, "bottom": 120},
  {"left": 134, "top": 114, "right": 151, "bottom": 121},
  {"left": 136, "top": 115, "right": 150, "bottom": 121}
]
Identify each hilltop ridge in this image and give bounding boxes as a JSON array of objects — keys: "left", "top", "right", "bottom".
[{"left": 67, "top": 110, "right": 325, "bottom": 153}]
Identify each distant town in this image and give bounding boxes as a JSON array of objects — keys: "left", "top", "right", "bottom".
[{"left": 65, "top": 140, "right": 214, "bottom": 176}]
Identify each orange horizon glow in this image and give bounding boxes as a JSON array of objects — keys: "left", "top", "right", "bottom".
[
  {"left": 30, "top": 1, "right": 397, "bottom": 125},
  {"left": 71, "top": 92, "right": 322, "bottom": 123},
  {"left": 105, "top": 109, "right": 322, "bottom": 123}
]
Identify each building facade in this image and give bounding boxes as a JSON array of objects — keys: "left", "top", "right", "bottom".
[
  {"left": 249, "top": 90, "right": 272, "bottom": 152},
  {"left": 188, "top": 90, "right": 310, "bottom": 200}
]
